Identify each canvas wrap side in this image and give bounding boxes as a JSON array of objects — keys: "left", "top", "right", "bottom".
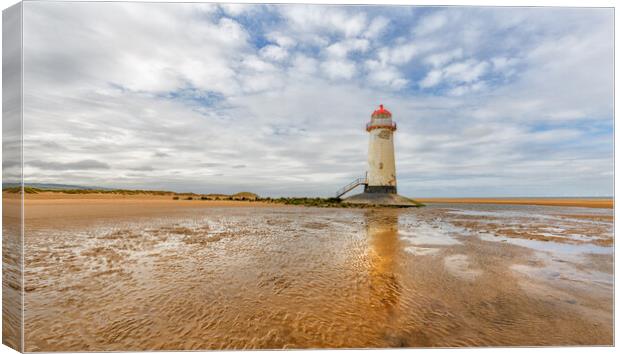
[{"left": 3, "top": 2, "right": 24, "bottom": 352}]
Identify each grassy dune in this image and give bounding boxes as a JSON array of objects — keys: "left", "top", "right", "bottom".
[{"left": 3, "top": 186, "right": 259, "bottom": 201}]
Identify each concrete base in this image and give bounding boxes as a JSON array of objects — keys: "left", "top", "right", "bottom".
[
  {"left": 364, "top": 185, "right": 397, "bottom": 194},
  {"left": 343, "top": 192, "right": 421, "bottom": 207}
]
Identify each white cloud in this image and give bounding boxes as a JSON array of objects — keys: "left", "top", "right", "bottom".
[
  {"left": 24, "top": 2, "right": 252, "bottom": 96},
  {"left": 364, "top": 16, "right": 390, "bottom": 39},
  {"left": 266, "top": 32, "right": 296, "bottom": 48},
  {"left": 491, "top": 56, "right": 517, "bottom": 72},
  {"left": 279, "top": 5, "right": 367, "bottom": 38},
  {"left": 321, "top": 59, "right": 357, "bottom": 80},
  {"left": 219, "top": 3, "right": 252, "bottom": 17},
  {"left": 259, "top": 44, "right": 289, "bottom": 62},
  {"left": 325, "top": 38, "right": 370, "bottom": 58},
  {"left": 389, "top": 43, "right": 419, "bottom": 65},
  {"left": 290, "top": 54, "right": 319, "bottom": 76},
  {"left": 419, "top": 69, "right": 442, "bottom": 88},
  {"left": 447, "top": 81, "right": 486, "bottom": 96},
  {"left": 369, "top": 69, "right": 408, "bottom": 90},
  {"left": 413, "top": 12, "right": 447, "bottom": 36},
  {"left": 242, "top": 55, "right": 277, "bottom": 72},
  {"left": 365, "top": 60, "right": 408, "bottom": 90},
  {"left": 377, "top": 43, "right": 420, "bottom": 65},
  {"left": 443, "top": 59, "right": 489, "bottom": 83},
  {"left": 424, "top": 48, "right": 463, "bottom": 68},
  {"left": 419, "top": 59, "right": 489, "bottom": 90}
]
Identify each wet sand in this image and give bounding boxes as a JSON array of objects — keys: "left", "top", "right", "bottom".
[
  {"left": 3, "top": 194, "right": 22, "bottom": 351},
  {"left": 17, "top": 195, "right": 613, "bottom": 350},
  {"left": 417, "top": 198, "right": 613, "bottom": 209}
]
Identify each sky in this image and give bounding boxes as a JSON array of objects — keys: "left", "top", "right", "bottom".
[{"left": 19, "top": 2, "right": 613, "bottom": 197}]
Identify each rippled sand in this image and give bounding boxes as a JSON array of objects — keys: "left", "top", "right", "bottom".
[
  {"left": 21, "top": 199, "right": 613, "bottom": 350},
  {"left": 3, "top": 195, "right": 22, "bottom": 351}
]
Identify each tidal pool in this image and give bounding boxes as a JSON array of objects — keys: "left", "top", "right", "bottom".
[{"left": 21, "top": 202, "right": 613, "bottom": 350}]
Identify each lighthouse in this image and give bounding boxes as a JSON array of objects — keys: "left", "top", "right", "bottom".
[
  {"left": 365, "top": 104, "right": 398, "bottom": 194},
  {"left": 338, "top": 104, "right": 419, "bottom": 207}
]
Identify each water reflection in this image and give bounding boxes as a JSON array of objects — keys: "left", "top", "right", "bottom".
[{"left": 366, "top": 210, "right": 401, "bottom": 316}]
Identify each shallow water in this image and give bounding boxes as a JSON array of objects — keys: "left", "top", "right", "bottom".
[{"left": 22, "top": 203, "right": 613, "bottom": 350}]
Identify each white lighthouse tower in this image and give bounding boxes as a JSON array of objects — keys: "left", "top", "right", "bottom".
[
  {"left": 365, "top": 104, "right": 398, "bottom": 194},
  {"left": 338, "top": 104, "right": 418, "bottom": 207}
]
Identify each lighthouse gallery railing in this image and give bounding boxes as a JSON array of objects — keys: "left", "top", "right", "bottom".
[
  {"left": 366, "top": 120, "right": 397, "bottom": 132},
  {"left": 335, "top": 176, "right": 368, "bottom": 199}
]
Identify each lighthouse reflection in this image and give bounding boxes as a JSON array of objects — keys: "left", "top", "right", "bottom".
[{"left": 365, "top": 210, "right": 402, "bottom": 314}]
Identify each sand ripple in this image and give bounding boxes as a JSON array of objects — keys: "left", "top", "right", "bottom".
[{"left": 22, "top": 204, "right": 612, "bottom": 350}]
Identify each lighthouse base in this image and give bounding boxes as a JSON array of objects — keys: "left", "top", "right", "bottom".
[
  {"left": 344, "top": 192, "right": 421, "bottom": 207},
  {"left": 364, "top": 185, "right": 397, "bottom": 194}
]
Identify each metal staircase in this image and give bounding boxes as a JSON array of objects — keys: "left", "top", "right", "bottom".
[{"left": 335, "top": 176, "right": 368, "bottom": 199}]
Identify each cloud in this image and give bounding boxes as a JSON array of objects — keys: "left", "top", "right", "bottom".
[
  {"left": 290, "top": 54, "right": 319, "bottom": 76},
  {"left": 321, "top": 59, "right": 357, "bottom": 79},
  {"left": 280, "top": 5, "right": 367, "bottom": 38},
  {"left": 377, "top": 43, "right": 423, "bottom": 65},
  {"left": 129, "top": 165, "right": 155, "bottom": 172},
  {"left": 443, "top": 60, "right": 489, "bottom": 83},
  {"left": 413, "top": 12, "right": 447, "bottom": 36},
  {"left": 364, "top": 16, "right": 389, "bottom": 39},
  {"left": 365, "top": 60, "right": 408, "bottom": 89},
  {"left": 23, "top": 2, "right": 251, "bottom": 96},
  {"left": 419, "top": 69, "right": 442, "bottom": 88},
  {"left": 419, "top": 59, "right": 490, "bottom": 93},
  {"left": 28, "top": 159, "right": 110, "bottom": 171},
  {"left": 490, "top": 56, "right": 517, "bottom": 72},
  {"left": 447, "top": 81, "right": 486, "bottom": 96},
  {"left": 424, "top": 48, "right": 463, "bottom": 68},
  {"left": 20, "top": 3, "right": 613, "bottom": 197},
  {"left": 266, "top": 32, "right": 296, "bottom": 48},
  {"left": 259, "top": 45, "right": 288, "bottom": 62},
  {"left": 219, "top": 3, "right": 252, "bottom": 17},
  {"left": 325, "top": 39, "right": 370, "bottom": 58}
]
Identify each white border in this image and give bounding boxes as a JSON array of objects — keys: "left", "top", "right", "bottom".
[{"left": 0, "top": 1, "right": 615, "bottom": 354}]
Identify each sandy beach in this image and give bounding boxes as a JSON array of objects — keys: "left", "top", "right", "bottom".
[
  {"left": 417, "top": 198, "right": 613, "bottom": 209},
  {"left": 11, "top": 193, "right": 614, "bottom": 350},
  {"left": 22, "top": 193, "right": 273, "bottom": 220}
]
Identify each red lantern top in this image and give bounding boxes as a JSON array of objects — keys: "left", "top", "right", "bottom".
[{"left": 371, "top": 104, "right": 392, "bottom": 118}]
